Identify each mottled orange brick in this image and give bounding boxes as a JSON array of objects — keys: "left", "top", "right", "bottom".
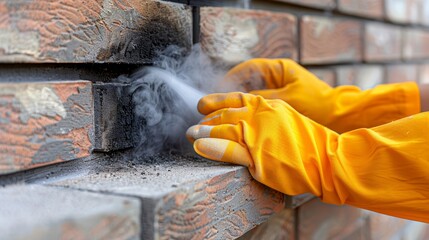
[
  {"left": 0, "top": 81, "right": 93, "bottom": 174},
  {"left": 300, "top": 16, "right": 362, "bottom": 64},
  {"left": 200, "top": 7, "right": 297, "bottom": 66},
  {"left": 0, "top": 0, "right": 191, "bottom": 63},
  {"left": 338, "top": 0, "right": 384, "bottom": 19},
  {"left": 364, "top": 23, "right": 402, "bottom": 62}
]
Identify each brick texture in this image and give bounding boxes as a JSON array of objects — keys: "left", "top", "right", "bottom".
[
  {"left": 419, "top": 63, "right": 429, "bottom": 83},
  {"left": 338, "top": 0, "right": 384, "bottom": 19},
  {"left": 298, "top": 198, "right": 367, "bottom": 239},
  {"left": 271, "top": 0, "right": 335, "bottom": 9},
  {"left": 336, "top": 65, "right": 384, "bottom": 89},
  {"left": 200, "top": 7, "right": 297, "bottom": 66},
  {"left": 0, "top": 81, "right": 93, "bottom": 174},
  {"left": 386, "top": 64, "right": 418, "bottom": 83},
  {"left": 364, "top": 23, "right": 402, "bottom": 62},
  {"left": 402, "top": 29, "right": 429, "bottom": 60},
  {"left": 300, "top": 16, "right": 362, "bottom": 64},
  {"left": 308, "top": 68, "right": 336, "bottom": 86},
  {"left": 0, "top": 185, "right": 141, "bottom": 240},
  {"left": 385, "top": 0, "right": 422, "bottom": 24},
  {"left": 0, "top": 0, "right": 191, "bottom": 63}
]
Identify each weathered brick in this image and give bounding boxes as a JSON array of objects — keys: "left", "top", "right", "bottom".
[
  {"left": 422, "top": 1, "right": 429, "bottom": 25},
  {"left": 271, "top": 0, "right": 335, "bottom": 9},
  {"left": 300, "top": 16, "right": 362, "bottom": 64},
  {"left": 298, "top": 198, "right": 365, "bottom": 240},
  {"left": 48, "top": 153, "right": 286, "bottom": 240},
  {"left": 402, "top": 29, "right": 429, "bottom": 60},
  {"left": 336, "top": 65, "right": 384, "bottom": 89},
  {"left": 0, "top": 81, "right": 93, "bottom": 174},
  {"left": 93, "top": 83, "right": 133, "bottom": 152},
  {"left": 386, "top": 64, "right": 418, "bottom": 83},
  {"left": 364, "top": 23, "right": 402, "bottom": 62},
  {"left": 338, "top": 0, "right": 384, "bottom": 19},
  {"left": 368, "top": 212, "right": 409, "bottom": 239},
  {"left": 0, "top": 185, "right": 140, "bottom": 240},
  {"left": 385, "top": 0, "right": 422, "bottom": 24},
  {"left": 200, "top": 7, "right": 297, "bottom": 66},
  {"left": 308, "top": 68, "right": 336, "bottom": 86},
  {"left": 238, "top": 209, "right": 295, "bottom": 240},
  {"left": 418, "top": 64, "right": 429, "bottom": 83},
  {"left": 0, "top": 0, "right": 191, "bottom": 63}
]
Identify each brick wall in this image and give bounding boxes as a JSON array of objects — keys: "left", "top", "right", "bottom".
[
  {"left": 1, "top": 0, "right": 429, "bottom": 239},
  {"left": 199, "top": 0, "right": 429, "bottom": 239}
]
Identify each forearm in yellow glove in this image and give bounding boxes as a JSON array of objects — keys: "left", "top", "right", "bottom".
[
  {"left": 187, "top": 92, "right": 429, "bottom": 223},
  {"left": 222, "top": 59, "right": 420, "bottom": 133}
]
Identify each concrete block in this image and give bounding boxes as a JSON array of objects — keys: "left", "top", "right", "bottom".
[
  {"left": 270, "top": 0, "right": 335, "bottom": 9},
  {"left": 0, "top": 81, "right": 93, "bottom": 174},
  {"left": 47, "top": 153, "right": 286, "bottom": 240},
  {"left": 298, "top": 198, "right": 366, "bottom": 240},
  {"left": 0, "top": 184, "right": 140, "bottom": 240},
  {"left": 386, "top": 64, "right": 418, "bottom": 83},
  {"left": 336, "top": 65, "right": 384, "bottom": 89},
  {"left": 402, "top": 29, "right": 429, "bottom": 60},
  {"left": 0, "top": 0, "right": 192, "bottom": 63},
  {"left": 200, "top": 7, "right": 297, "bottom": 66},
  {"left": 364, "top": 23, "right": 402, "bottom": 62},
  {"left": 300, "top": 16, "right": 362, "bottom": 64},
  {"left": 338, "top": 0, "right": 384, "bottom": 19},
  {"left": 93, "top": 83, "right": 133, "bottom": 152}
]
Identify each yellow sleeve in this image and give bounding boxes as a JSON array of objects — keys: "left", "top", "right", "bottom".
[{"left": 322, "top": 112, "right": 429, "bottom": 222}]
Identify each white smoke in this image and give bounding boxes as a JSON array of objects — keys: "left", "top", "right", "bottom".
[{"left": 117, "top": 44, "right": 229, "bottom": 157}]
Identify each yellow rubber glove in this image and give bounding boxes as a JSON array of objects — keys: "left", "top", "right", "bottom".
[
  {"left": 222, "top": 59, "right": 420, "bottom": 133},
  {"left": 187, "top": 92, "right": 429, "bottom": 223}
]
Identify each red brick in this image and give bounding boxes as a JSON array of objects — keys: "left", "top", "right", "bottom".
[
  {"left": 271, "top": 0, "right": 335, "bottom": 9},
  {"left": 336, "top": 65, "right": 384, "bottom": 89},
  {"left": 0, "top": 0, "right": 191, "bottom": 63},
  {"left": 385, "top": 0, "right": 422, "bottom": 24},
  {"left": 0, "top": 81, "right": 93, "bottom": 174},
  {"left": 386, "top": 64, "right": 418, "bottom": 83},
  {"left": 402, "top": 29, "right": 429, "bottom": 60},
  {"left": 364, "top": 23, "right": 402, "bottom": 62},
  {"left": 200, "top": 7, "right": 297, "bottom": 66},
  {"left": 298, "top": 198, "right": 365, "bottom": 239},
  {"left": 308, "top": 68, "right": 336, "bottom": 86},
  {"left": 338, "top": 0, "right": 384, "bottom": 19},
  {"left": 239, "top": 209, "right": 295, "bottom": 240},
  {"left": 300, "top": 16, "right": 362, "bottom": 64}
]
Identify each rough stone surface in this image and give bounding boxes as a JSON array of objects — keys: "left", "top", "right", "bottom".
[
  {"left": 200, "top": 7, "right": 297, "bottom": 66},
  {"left": 0, "top": 0, "right": 192, "bottom": 63},
  {"left": 0, "top": 184, "right": 141, "bottom": 240},
  {"left": 0, "top": 81, "right": 93, "bottom": 174},
  {"left": 337, "top": 0, "right": 384, "bottom": 19},
  {"left": 300, "top": 16, "right": 362, "bottom": 64},
  {"left": 44, "top": 152, "right": 286, "bottom": 240},
  {"left": 364, "top": 23, "right": 402, "bottom": 62},
  {"left": 93, "top": 83, "right": 133, "bottom": 152},
  {"left": 336, "top": 65, "right": 384, "bottom": 90}
]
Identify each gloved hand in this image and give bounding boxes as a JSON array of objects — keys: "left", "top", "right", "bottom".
[
  {"left": 221, "top": 59, "right": 420, "bottom": 133},
  {"left": 187, "top": 92, "right": 429, "bottom": 223}
]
